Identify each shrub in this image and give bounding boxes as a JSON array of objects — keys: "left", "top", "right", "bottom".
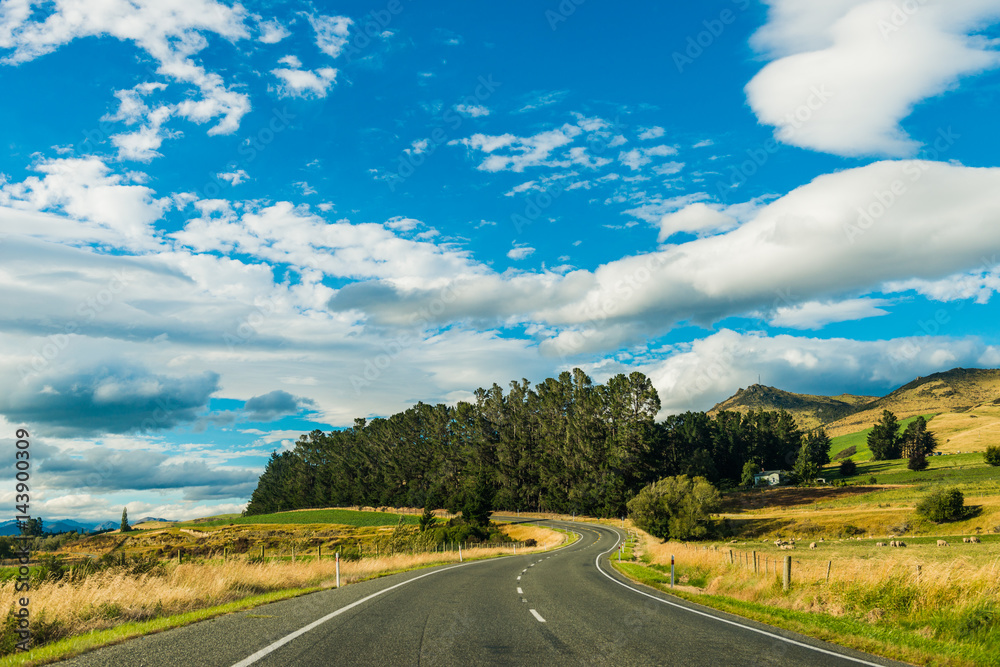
[
  {"left": 627, "top": 475, "right": 720, "bottom": 541},
  {"left": 839, "top": 458, "right": 857, "bottom": 476},
  {"left": 916, "top": 487, "right": 966, "bottom": 523},
  {"left": 985, "top": 446, "right": 1000, "bottom": 467}
]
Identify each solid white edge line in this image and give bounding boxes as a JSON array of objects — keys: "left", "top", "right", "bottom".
[
  {"left": 529, "top": 608, "right": 546, "bottom": 623},
  {"left": 592, "top": 529, "right": 888, "bottom": 667},
  {"left": 231, "top": 561, "right": 482, "bottom": 667}
]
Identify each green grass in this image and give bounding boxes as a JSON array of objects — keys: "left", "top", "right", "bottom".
[
  {"left": 180, "top": 508, "right": 420, "bottom": 528},
  {"left": 611, "top": 560, "right": 998, "bottom": 667},
  {"left": 829, "top": 414, "right": 936, "bottom": 463}
]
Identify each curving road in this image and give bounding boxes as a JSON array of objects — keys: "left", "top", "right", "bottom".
[{"left": 57, "top": 521, "right": 906, "bottom": 666}]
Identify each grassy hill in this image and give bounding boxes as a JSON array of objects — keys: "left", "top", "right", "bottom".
[{"left": 823, "top": 367, "right": 1000, "bottom": 437}]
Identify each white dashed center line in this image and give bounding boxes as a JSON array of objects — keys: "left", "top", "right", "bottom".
[
  {"left": 517, "top": 587, "right": 523, "bottom": 595},
  {"left": 529, "top": 609, "right": 546, "bottom": 623}
]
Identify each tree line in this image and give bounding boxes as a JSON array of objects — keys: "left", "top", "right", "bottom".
[{"left": 245, "top": 369, "right": 830, "bottom": 518}]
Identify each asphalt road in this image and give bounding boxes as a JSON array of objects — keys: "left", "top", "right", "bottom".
[{"left": 57, "top": 521, "right": 908, "bottom": 666}]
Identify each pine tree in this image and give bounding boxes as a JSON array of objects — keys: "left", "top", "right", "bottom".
[
  {"left": 120, "top": 507, "right": 131, "bottom": 533},
  {"left": 901, "top": 416, "right": 936, "bottom": 459},
  {"left": 868, "top": 410, "right": 901, "bottom": 460}
]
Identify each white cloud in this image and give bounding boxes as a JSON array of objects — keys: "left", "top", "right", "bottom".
[
  {"left": 0, "top": 0, "right": 253, "bottom": 148},
  {"left": 0, "top": 157, "right": 168, "bottom": 248},
  {"left": 272, "top": 63, "right": 338, "bottom": 98},
  {"left": 638, "top": 126, "right": 665, "bottom": 140},
  {"left": 455, "top": 103, "right": 490, "bottom": 117},
  {"left": 618, "top": 144, "right": 678, "bottom": 170},
  {"left": 309, "top": 14, "right": 353, "bottom": 58},
  {"left": 257, "top": 18, "right": 290, "bottom": 44},
  {"left": 630, "top": 329, "right": 997, "bottom": 415},
  {"left": 768, "top": 298, "right": 891, "bottom": 329},
  {"left": 331, "top": 160, "right": 1000, "bottom": 353},
  {"left": 657, "top": 202, "right": 739, "bottom": 241},
  {"left": 747, "top": 0, "right": 1000, "bottom": 156},
  {"left": 508, "top": 244, "right": 536, "bottom": 260},
  {"left": 218, "top": 169, "right": 249, "bottom": 185},
  {"left": 454, "top": 125, "right": 582, "bottom": 172}
]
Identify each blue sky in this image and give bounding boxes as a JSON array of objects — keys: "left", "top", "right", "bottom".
[{"left": 3, "top": 0, "right": 1000, "bottom": 521}]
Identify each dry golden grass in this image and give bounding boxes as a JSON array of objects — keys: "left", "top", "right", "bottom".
[
  {"left": 1, "top": 530, "right": 562, "bottom": 649},
  {"left": 638, "top": 530, "right": 1000, "bottom": 622},
  {"left": 929, "top": 405, "right": 1000, "bottom": 453}
]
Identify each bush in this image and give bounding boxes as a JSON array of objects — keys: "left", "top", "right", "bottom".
[
  {"left": 839, "top": 459, "right": 857, "bottom": 477},
  {"left": 985, "top": 446, "right": 1000, "bottom": 467},
  {"left": 627, "top": 475, "right": 720, "bottom": 541},
  {"left": 916, "top": 487, "right": 966, "bottom": 523}
]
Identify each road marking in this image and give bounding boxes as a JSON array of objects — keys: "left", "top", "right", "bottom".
[
  {"left": 529, "top": 563, "right": 535, "bottom": 567},
  {"left": 529, "top": 609, "right": 546, "bottom": 623},
  {"left": 230, "top": 560, "right": 489, "bottom": 667},
  {"left": 517, "top": 587, "right": 523, "bottom": 594},
  {"left": 517, "top": 575, "right": 521, "bottom": 580},
  {"left": 593, "top": 529, "right": 888, "bottom": 667}
]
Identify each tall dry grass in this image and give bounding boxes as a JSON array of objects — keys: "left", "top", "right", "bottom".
[
  {"left": 637, "top": 532, "right": 1000, "bottom": 640},
  {"left": 0, "top": 534, "right": 560, "bottom": 650}
]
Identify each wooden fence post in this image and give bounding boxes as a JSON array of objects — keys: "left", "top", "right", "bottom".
[
  {"left": 753, "top": 551, "right": 758, "bottom": 574},
  {"left": 318, "top": 544, "right": 322, "bottom": 561},
  {"left": 826, "top": 560, "right": 832, "bottom": 582},
  {"left": 783, "top": 556, "right": 791, "bottom": 591}
]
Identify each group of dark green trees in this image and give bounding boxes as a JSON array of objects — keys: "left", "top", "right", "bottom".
[
  {"left": 246, "top": 369, "right": 833, "bottom": 519},
  {"left": 867, "top": 410, "right": 937, "bottom": 470}
]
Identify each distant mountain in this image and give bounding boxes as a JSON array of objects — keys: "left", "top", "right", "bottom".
[
  {"left": 94, "top": 521, "right": 119, "bottom": 532},
  {"left": 708, "top": 384, "right": 875, "bottom": 431},
  {"left": 134, "top": 516, "right": 176, "bottom": 524},
  {"left": 708, "top": 367, "right": 1000, "bottom": 438},
  {"left": 45, "top": 519, "right": 98, "bottom": 534}
]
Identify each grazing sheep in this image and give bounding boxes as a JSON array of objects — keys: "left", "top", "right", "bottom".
[
  {"left": 896, "top": 541, "right": 906, "bottom": 547},
  {"left": 937, "top": 539, "right": 949, "bottom": 547},
  {"left": 963, "top": 537, "right": 971, "bottom": 543},
  {"left": 969, "top": 536, "right": 981, "bottom": 544},
  {"left": 809, "top": 542, "right": 817, "bottom": 549},
  {"left": 876, "top": 542, "right": 886, "bottom": 547}
]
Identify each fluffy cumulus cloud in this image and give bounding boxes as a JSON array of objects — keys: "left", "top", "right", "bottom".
[
  {"left": 747, "top": 0, "right": 1000, "bottom": 156},
  {"left": 0, "top": 363, "right": 219, "bottom": 436},
  {"left": 309, "top": 14, "right": 353, "bottom": 58},
  {"left": 330, "top": 161, "right": 1000, "bottom": 353},
  {"left": 0, "top": 157, "right": 169, "bottom": 248},
  {"left": 657, "top": 202, "right": 740, "bottom": 241},
  {"left": 0, "top": 0, "right": 253, "bottom": 157},
  {"left": 271, "top": 55, "right": 338, "bottom": 98},
  {"left": 629, "top": 329, "right": 999, "bottom": 415}
]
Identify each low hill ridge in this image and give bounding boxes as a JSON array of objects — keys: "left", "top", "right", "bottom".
[{"left": 708, "top": 367, "right": 1000, "bottom": 436}]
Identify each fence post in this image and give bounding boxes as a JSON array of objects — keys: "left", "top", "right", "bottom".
[
  {"left": 177, "top": 549, "right": 182, "bottom": 565},
  {"left": 336, "top": 552, "right": 340, "bottom": 588},
  {"left": 223, "top": 547, "right": 227, "bottom": 562},
  {"left": 729, "top": 550, "right": 734, "bottom": 565},
  {"left": 261, "top": 545, "right": 265, "bottom": 559},
  {"left": 459, "top": 544, "right": 463, "bottom": 562},
  {"left": 826, "top": 560, "right": 832, "bottom": 582},
  {"left": 318, "top": 544, "right": 322, "bottom": 561},
  {"left": 670, "top": 555, "right": 675, "bottom": 588},
  {"left": 783, "top": 556, "right": 791, "bottom": 591},
  {"left": 753, "top": 551, "right": 758, "bottom": 574}
]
